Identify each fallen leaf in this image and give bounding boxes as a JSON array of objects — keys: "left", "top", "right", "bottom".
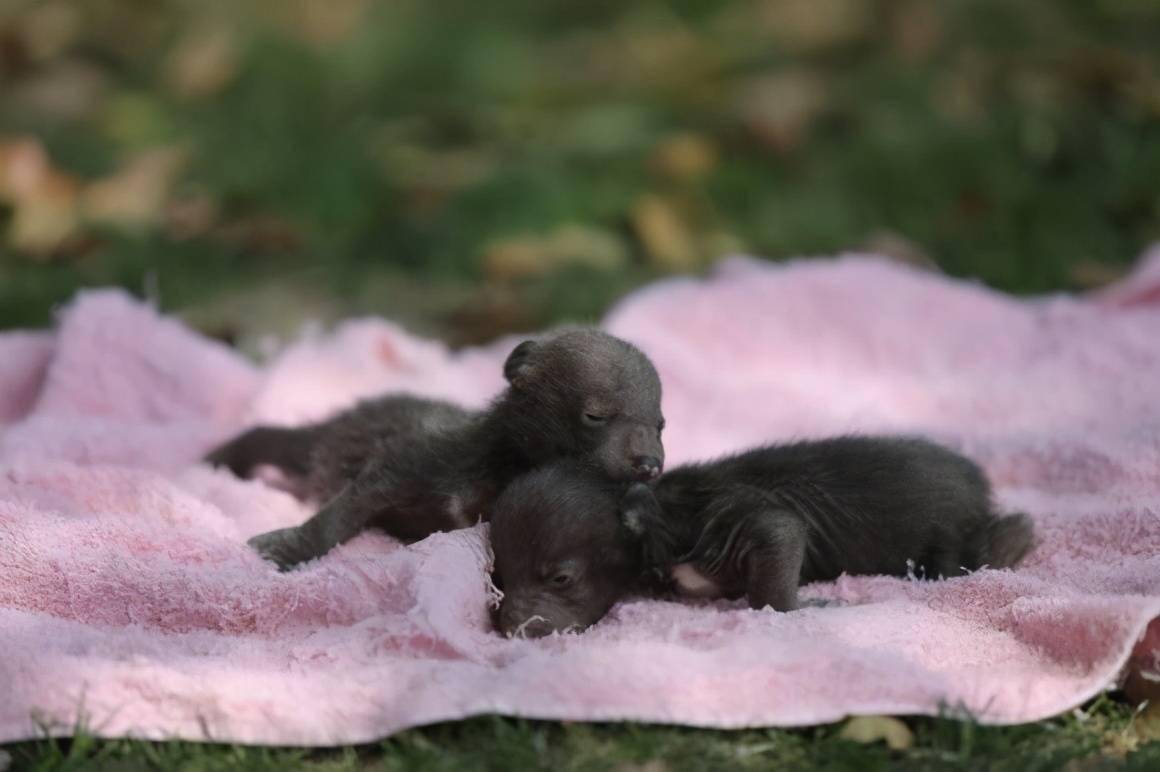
[
  {"left": 862, "top": 230, "right": 939, "bottom": 271},
  {"left": 627, "top": 33, "right": 704, "bottom": 83},
  {"left": 299, "top": 0, "right": 371, "bottom": 46},
  {"left": 483, "top": 224, "right": 628, "bottom": 281},
  {"left": 0, "top": 137, "right": 82, "bottom": 256},
  {"left": 548, "top": 225, "right": 629, "bottom": 272},
  {"left": 483, "top": 235, "right": 546, "bottom": 281},
  {"left": 7, "top": 180, "right": 79, "bottom": 256},
  {"left": 82, "top": 145, "right": 189, "bottom": 229},
  {"left": 756, "top": 0, "right": 872, "bottom": 52},
  {"left": 165, "top": 24, "right": 240, "bottom": 99},
  {"left": 632, "top": 195, "right": 700, "bottom": 271},
  {"left": 258, "top": 0, "right": 370, "bottom": 48},
  {"left": 616, "top": 9, "right": 709, "bottom": 87},
  {"left": 736, "top": 70, "right": 828, "bottom": 152},
  {"left": 1069, "top": 260, "right": 1130, "bottom": 290},
  {"left": 838, "top": 715, "right": 914, "bottom": 750},
  {"left": 4, "top": 59, "right": 109, "bottom": 122},
  {"left": 651, "top": 133, "right": 719, "bottom": 181},
  {"left": 0, "top": 138, "right": 59, "bottom": 200}
]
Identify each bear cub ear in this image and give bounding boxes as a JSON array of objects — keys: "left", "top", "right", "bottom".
[{"left": 503, "top": 340, "right": 538, "bottom": 384}]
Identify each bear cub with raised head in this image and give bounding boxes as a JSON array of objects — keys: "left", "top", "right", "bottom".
[{"left": 207, "top": 328, "right": 666, "bottom": 570}]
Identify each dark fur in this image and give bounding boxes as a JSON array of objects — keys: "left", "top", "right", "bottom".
[
  {"left": 205, "top": 328, "right": 665, "bottom": 569},
  {"left": 205, "top": 396, "right": 472, "bottom": 501},
  {"left": 490, "top": 436, "right": 1035, "bottom": 637},
  {"left": 490, "top": 464, "right": 638, "bottom": 638}
]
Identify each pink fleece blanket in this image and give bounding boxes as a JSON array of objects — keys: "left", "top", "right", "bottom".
[{"left": 3, "top": 253, "right": 1160, "bottom": 745}]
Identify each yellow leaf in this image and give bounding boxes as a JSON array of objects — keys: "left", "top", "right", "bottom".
[
  {"left": 651, "top": 133, "right": 719, "bottom": 181},
  {"left": 482, "top": 225, "right": 627, "bottom": 281},
  {"left": 863, "top": 230, "right": 938, "bottom": 272},
  {"left": 82, "top": 145, "right": 189, "bottom": 229},
  {"left": 632, "top": 195, "right": 699, "bottom": 272},
  {"left": 483, "top": 236, "right": 549, "bottom": 281},
  {"left": 756, "top": 0, "right": 872, "bottom": 52},
  {"left": 838, "top": 715, "right": 914, "bottom": 751},
  {"left": 165, "top": 25, "right": 240, "bottom": 100},
  {"left": 545, "top": 225, "right": 628, "bottom": 272},
  {"left": 0, "top": 138, "right": 82, "bottom": 256},
  {"left": 1068, "top": 260, "right": 1130, "bottom": 290},
  {"left": 255, "top": 0, "right": 370, "bottom": 48}
]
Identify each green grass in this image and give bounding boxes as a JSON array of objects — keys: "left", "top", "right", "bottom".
[
  {"left": 5, "top": 697, "right": 1160, "bottom": 771},
  {"left": 2, "top": 0, "right": 1159, "bottom": 339}
]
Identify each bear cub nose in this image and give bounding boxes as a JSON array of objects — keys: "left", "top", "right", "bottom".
[{"left": 632, "top": 455, "right": 662, "bottom": 481}]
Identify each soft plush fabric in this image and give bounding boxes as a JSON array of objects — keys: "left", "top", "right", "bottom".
[{"left": 2, "top": 253, "right": 1159, "bottom": 745}]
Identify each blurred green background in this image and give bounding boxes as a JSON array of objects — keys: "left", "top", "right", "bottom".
[{"left": 1, "top": 0, "right": 1158, "bottom": 347}]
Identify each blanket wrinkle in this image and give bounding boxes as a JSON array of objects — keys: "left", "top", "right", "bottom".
[
  {"left": 0, "top": 331, "right": 52, "bottom": 425},
  {"left": 2, "top": 250, "right": 1160, "bottom": 743}
]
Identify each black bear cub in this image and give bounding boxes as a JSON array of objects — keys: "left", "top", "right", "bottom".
[
  {"left": 207, "top": 328, "right": 665, "bottom": 569},
  {"left": 490, "top": 436, "right": 1035, "bottom": 638}
]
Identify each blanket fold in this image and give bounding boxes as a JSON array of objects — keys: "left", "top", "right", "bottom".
[{"left": 1, "top": 253, "right": 1159, "bottom": 745}]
